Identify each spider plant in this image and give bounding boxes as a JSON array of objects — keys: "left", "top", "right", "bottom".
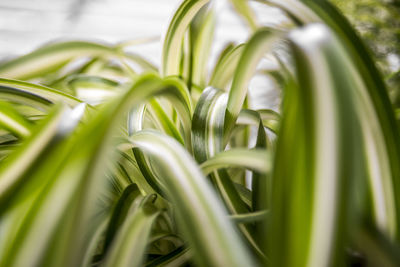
[{"left": 0, "top": 0, "right": 399, "bottom": 266}]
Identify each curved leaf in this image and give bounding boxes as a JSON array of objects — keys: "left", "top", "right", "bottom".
[
  {"left": 0, "top": 78, "right": 82, "bottom": 107},
  {"left": 0, "top": 41, "right": 156, "bottom": 80},
  {"left": 103, "top": 195, "right": 160, "bottom": 267},
  {"left": 200, "top": 148, "right": 269, "bottom": 175},
  {"left": 0, "top": 101, "right": 32, "bottom": 138},
  {"left": 0, "top": 72, "right": 195, "bottom": 267},
  {"left": 0, "top": 103, "right": 85, "bottom": 209},
  {"left": 209, "top": 44, "right": 244, "bottom": 90},
  {"left": 189, "top": 4, "right": 215, "bottom": 89},
  {"left": 192, "top": 86, "right": 265, "bottom": 261},
  {"left": 225, "top": 28, "right": 282, "bottom": 138},
  {"left": 300, "top": 0, "right": 400, "bottom": 242},
  {"left": 162, "top": 0, "right": 211, "bottom": 76},
  {"left": 129, "top": 130, "right": 256, "bottom": 267}
]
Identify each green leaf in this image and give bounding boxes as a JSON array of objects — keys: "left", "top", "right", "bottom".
[
  {"left": 230, "top": 210, "right": 269, "bottom": 224},
  {"left": 0, "top": 78, "right": 83, "bottom": 107},
  {"left": 145, "top": 246, "right": 192, "bottom": 267},
  {"left": 103, "top": 194, "right": 160, "bottom": 267},
  {"left": 0, "top": 72, "right": 196, "bottom": 267},
  {"left": 269, "top": 22, "right": 399, "bottom": 267},
  {"left": 0, "top": 101, "right": 32, "bottom": 138},
  {"left": 102, "top": 183, "right": 143, "bottom": 256},
  {"left": 162, "top": 0, "right": 211, "bottom": 77},
  {"left": 148, "top": 98, "right": 185, "bottom": 145},
  {"left": 351, "top": 224, "right": 400, "bottom": 267},
  {"left": 0, "top": 103, "right": 84, "bottom": 209},
  {"left": 189, "top": 4, "right": 215, "bottom": 89},
  {"left": 209, "top": 44, "right": 244, "bottom": 90},
  {"left": 0, "top": 41, "right": 155, "bottom": 80},
  {"left": 229, "top": 0, "right": 258, "bottom": 30},
  {"left": 224, "top": 27, "right": 282, "bottom": 139},
  {"left": 258, "top": 0, "right": 320, "bottom": 25},
  {"left": 67, "top": 75, "right": 121, "bottom": 105},
  {"left": 192, "top": 86, "right": 265, "bottom": 261},
  {"left": 192, "top": 86, "right": 226, "bottom": 163},
  {"left": 128, "top": 130, "right": 256, "bottom": 267},
  {"left": 200, "top": 148, "right": 269, "bottom": 175},
  {"left": 237, "top": 108, "right": 280, "bottom": 133},
  {"left": 300, "top": 0, "right": 400, "bottom": 242}
]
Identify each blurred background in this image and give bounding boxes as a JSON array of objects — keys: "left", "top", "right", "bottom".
[
  {"left": 1, "top": 0, "right": 399, "bottom": 71},
  {"left": 0, "top": 0, "right": 185, "bottom": 62},
  {"left": 1, "top": 0, "right": 399, "bottom": 107},
  {"left": 0, "top": 0, "right": 286, "bottom": 64},
  {"left": 0, "top": 0, "right": 288, "bottom": 111}
]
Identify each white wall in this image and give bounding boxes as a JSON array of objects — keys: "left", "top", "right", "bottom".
[{"left": 0, "top": 0, "right": 286, "bottom": 63}]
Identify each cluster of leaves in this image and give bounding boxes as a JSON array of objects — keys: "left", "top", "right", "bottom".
[{"left": 0, "top": 0, "right": 399, "bottom": 266}]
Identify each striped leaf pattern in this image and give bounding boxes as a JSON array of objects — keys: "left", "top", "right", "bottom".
[{"left": 0, "top": 0, "right": 398, "bottom": 266}]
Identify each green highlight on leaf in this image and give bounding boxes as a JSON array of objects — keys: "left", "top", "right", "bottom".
[{"left": 0, "top": 0, "right": 398, "bottom": 266}]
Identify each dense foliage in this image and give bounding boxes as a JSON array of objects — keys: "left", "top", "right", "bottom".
[
  {"left": 0, "top": 0, "right": 399, "bottom": 266},
  {"left": 331, "top": 0, "right": 400, "bottom": 110},
  {"left": 332, "top": 0, "right": 400, "bottom": 74}
]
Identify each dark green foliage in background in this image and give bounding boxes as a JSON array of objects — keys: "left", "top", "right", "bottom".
[{"left": 331, "top": 0, "right": 400, "bottom": 106}]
